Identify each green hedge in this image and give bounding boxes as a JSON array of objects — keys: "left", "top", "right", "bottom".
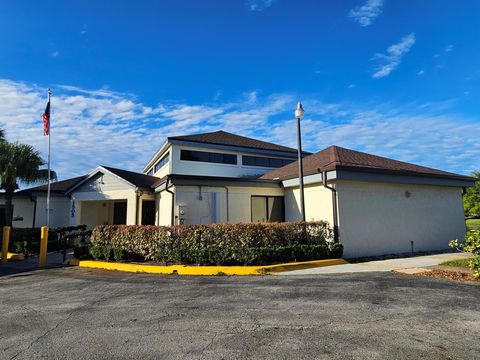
[{"left": 90, "top": 222, "right": 342, "bottom": 265}]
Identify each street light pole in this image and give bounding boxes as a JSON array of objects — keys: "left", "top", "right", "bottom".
[{"left": 295, "top": 102, "right": 306, "bottom": 221}]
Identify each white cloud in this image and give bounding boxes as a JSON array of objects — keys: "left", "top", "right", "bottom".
[
  {"left": 247, "top": 0, "right": 274, "bottom": 11},
  {"left": 417, "top": 69, "right": 425, "bottom": 75},
  {"left": 51, "top": 51, "right": 59, "bottom": 57},
  {"left": 372, "top": 33, "right": 416, "bottom": 78},
  {"left": 80, "top": 24, "right": 87, "bottom": 35},
  {"left": 348, "top": 84, "right": 356, "bottom": 89},
  {"left": 349, "top": 0, "right": 384, "bottom": 27},
  {"left": 445, "top": 44, "right": 454, "bottom": 52},
  {"left": 0, "top": 79, "right": 478, "bottom": 185}
]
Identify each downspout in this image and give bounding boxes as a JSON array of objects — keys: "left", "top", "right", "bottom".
[
  {"left": 165, "top": 176, "right": 175, "bottom": 226},
  {"left": 221, "top": 186, "right": 229, "bottom": 222},
  {"left": 30, "top": 194, "right": 37, "bottom": 228},
  {"left": 322, "top": 171, "right": 339, "bottom": 243}
]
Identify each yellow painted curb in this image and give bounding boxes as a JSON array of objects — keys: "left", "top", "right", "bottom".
[
  {"left": 0, "top": 252, "right": 25, "bottom": 261},
  {"left": 64, "top": 258, "right": 348, "bottom": 276},
  {"left": 261, "top": 258, "right": 349, "bottom": 273}
]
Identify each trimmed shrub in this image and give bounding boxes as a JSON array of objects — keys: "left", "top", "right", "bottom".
[
  {"left": 73, "top": 243, "right": 91, "bottom": 260},
  {"left": 101, "top": 245, "right": 112, "bottom": 261},
  {"left": 113, "top": 247, "right": 124, "bottom": 262},
  {"left": 329, "top": 243, "right": 344, "bottom": 258},
  {"left": 90, "top": 222, "right": 342, "bottom": 266},
  {"left": 89, "top": 245, "right": 103, "bottom": 260}
]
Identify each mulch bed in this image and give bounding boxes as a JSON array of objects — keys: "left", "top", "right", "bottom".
[{"left": 419, "top": 266, "right": 479, "bottom": 282}]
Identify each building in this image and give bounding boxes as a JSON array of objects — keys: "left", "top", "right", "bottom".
[{"left": 2, "top": 130, "right": 475, "bottom": 257}]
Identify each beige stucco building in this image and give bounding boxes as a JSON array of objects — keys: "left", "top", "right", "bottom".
[{"left": 3, "top": 130, "right": 475, "bottom": 258}]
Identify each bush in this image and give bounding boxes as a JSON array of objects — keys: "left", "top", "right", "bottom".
[
  {"left": 74, "top": 243, "right": 91, "bottom": 260},
  {"left": 329, "top": 243, "right": 344, "bottom": 258},
  {"left": 12, "top": 240, "right": 27, "bottom": 254},
  {"left": 450, "top": 230, "right": 480, "bottom": 278},
  {"left": 89, "top": 245, "right": 103, "bottom": 260},
  {"left": 90, "top": 222, "right": 342, "bottom": 266},
  {"left": 113, "top": 247, "right": 124, "bottom": 262},
  {"left": 101, "top": 245, "right": 112, "bottom": 261}
]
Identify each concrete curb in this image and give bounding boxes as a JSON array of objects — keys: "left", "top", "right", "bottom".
[
  {"left": 0, "top": 252, "right": 26, "bottom": 261},
  {"left": 64, "top": 258, "right": 348, "bottom": 276}
]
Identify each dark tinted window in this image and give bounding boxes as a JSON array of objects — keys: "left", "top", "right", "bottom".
[
  {"left": 180, "top": 150, "right": 237, "bottom": 165},
  {"left": 154, "top": 153, "right": 169, "bottom": 173},
  {"left": 242, "top": 155, "right": 294, "bottom": 168},
  {"left": 251, "top": 196, "right": 285, "bottom": 222}
]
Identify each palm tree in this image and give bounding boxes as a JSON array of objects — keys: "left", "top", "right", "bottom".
[{"left": 0, "top": 142, "right": 56, "bottom": 226}]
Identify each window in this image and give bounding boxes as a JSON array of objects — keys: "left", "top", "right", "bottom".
[
  {"left": 180, "top": 149, "right": 237, "bottom": 165},
  {"left": 251, "top": 196, "right": 285, "bottom": 222},
  {"left": 242, "top": 155, "right": 294, "bottom": 168},
  {"left": 147, "top": 168, "right": 154, "bottom": 176},
  {"left": 154, "top": 153, "right": 169, "bottom": 173}
]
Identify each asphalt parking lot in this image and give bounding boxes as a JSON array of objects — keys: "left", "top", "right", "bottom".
[{"left": 1, "top": 266, "right": 479, "bottom": 360}]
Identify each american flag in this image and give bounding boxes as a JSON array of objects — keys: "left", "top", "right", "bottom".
[{"left": 42, "top": 100, "right": 50, "bottom": 136}]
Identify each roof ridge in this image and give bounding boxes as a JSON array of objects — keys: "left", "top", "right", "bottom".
[
  {"left": 259, "top": 144, "right": 474, "bottom": 182},
  {"left": 167, "top": 130, "right": 302, "bottom": 154},
  {"left": 102, "top": 165, "right": 157, "bottom": 178}
]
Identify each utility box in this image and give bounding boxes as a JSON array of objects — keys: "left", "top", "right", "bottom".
[{"left": 178, "top": 205, "right": 188, "bottom": 224}]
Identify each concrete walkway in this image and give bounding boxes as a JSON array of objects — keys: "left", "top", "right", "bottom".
[
  {"left": 278, "top": 252, "right": 472, "bottom": 275},
  {"left": 0, "top": 251, "right": 72, "bottom": 277}
]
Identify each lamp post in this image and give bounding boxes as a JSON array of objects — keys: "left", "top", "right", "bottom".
[{"left": 295, "top": 101, "right": 306, "bottom": 221}]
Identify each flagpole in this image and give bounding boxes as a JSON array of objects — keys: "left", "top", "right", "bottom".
[{"left": 46, "top": 88, "right": 51, "bottom": 228}]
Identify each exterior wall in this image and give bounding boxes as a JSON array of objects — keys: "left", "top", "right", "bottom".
[
  {"left": 34, "top": 195, "right": 71, "bottom": 228},
  {"left": 0, "top": 196, "right": 35, "bottom": 228},
  {"left": 0, "top": 194, "right": 71, "bottom": 228},
  {"left": 153, "top": 161, "right": 170, "bottom": 178},
  {"left": 336, "top": 180, "right": 467, "bottom": 258},
  {"left": 170, "top": 144, "right": 294, "bottom": 178},
  {"left": 157, "top": 189, "right": 173, "bottom": 226},
  {"left": 173, "top": 185, "right": 284, "bottom": 225},
  {"left": 146, "top": 147, "right": 171, "bottom": 177},
  {"left": 70, "top": 172, "right": 138, "bottom": 226},
  {"left": 284, "top": 183, "right": 335, "bottom": 224},
  {"left": 75, "top": 172, "right": 129, "bottom": 193},
  {"left": 79, "top": 201, "right": 112, "bottom": 229}
]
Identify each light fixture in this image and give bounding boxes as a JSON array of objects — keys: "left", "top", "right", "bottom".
[{"left": 295, "top": 101, "right": 305, "bottom": 119}]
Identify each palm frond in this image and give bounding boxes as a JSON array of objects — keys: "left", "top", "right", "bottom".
[{"left": 0, "top": 141, "right": 55, "bottom": 189}]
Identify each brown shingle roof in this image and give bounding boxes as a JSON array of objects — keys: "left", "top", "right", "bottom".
[
  {"left": 260, "top": 145, "right": 475, "bottom": 182},
  {"left": 14, "top": 175, "right": 88, "bottom": 195},
  {"left": 102, "top": 166, "right": 160, "bottom": 189},
  {"left": 169, "top": 130, "right": 305, "bottom": 154}
]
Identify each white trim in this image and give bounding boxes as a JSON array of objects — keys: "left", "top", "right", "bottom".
[
  {"left": 65, "top": 166, "right": 137, "bottom": 194},
  {"left": 143, "top": 140, "right": 170, "bottom": 173}
]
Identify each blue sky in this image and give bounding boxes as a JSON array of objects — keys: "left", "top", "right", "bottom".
[{"left": 0, "top": 0, "right": 479, "bottom": 181}]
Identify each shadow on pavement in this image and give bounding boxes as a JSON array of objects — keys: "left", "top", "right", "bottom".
[{"left": 0, "top": 252, "right": 71, "bottom": 278}]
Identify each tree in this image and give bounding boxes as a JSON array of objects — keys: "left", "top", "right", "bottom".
[
  {"left": 0, "top": 141, "right": 56, "bottom": 226},
  {"left": 0, "top": 129, "right": 5, "bottom": 141},
  {"left": 464, "top": 171, "right": 480, "bottom": 218}
]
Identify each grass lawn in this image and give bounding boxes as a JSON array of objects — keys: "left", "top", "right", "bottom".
[
  {"left": 467, "top": 218, "right": 480, "bottom": 231},
  {"left": 440, "top": 258, "right": 471, "bottom": 268}
]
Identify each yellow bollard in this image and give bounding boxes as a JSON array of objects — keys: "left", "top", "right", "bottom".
[
  {"left": 1, "top": 226, "right": 11, "bottom": 265},
  {"left": 39, "top": 226, "right": 49, "bottom": 268}
]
